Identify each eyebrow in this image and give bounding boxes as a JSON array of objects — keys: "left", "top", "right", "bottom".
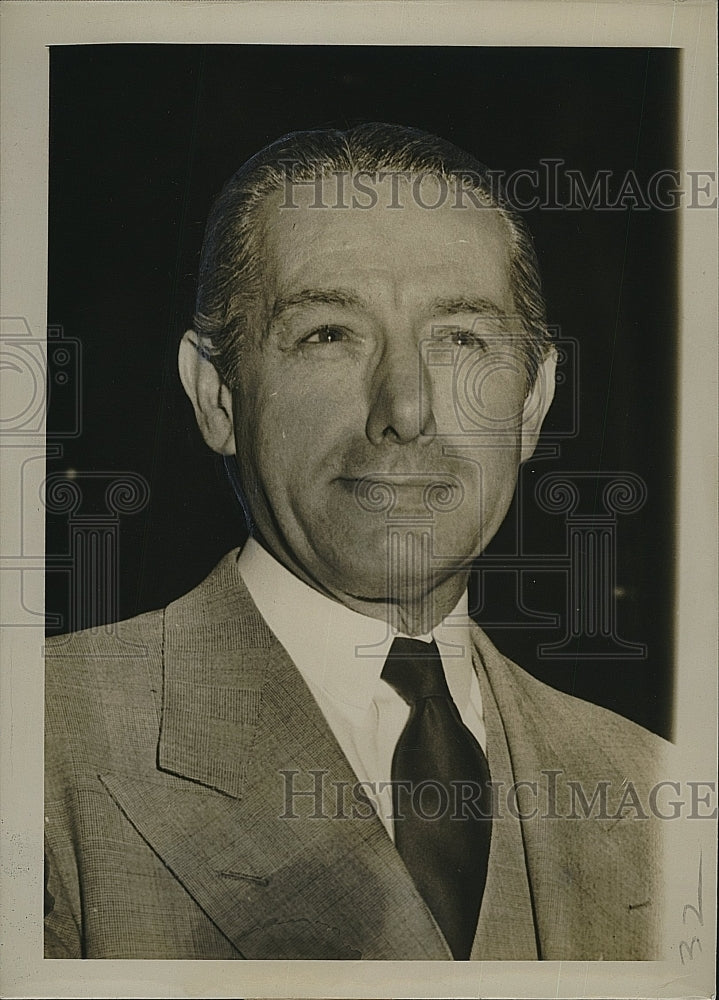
[
  {"left": 271, "top": 288, "right": 365, "bottom": 319},
  {"left": 427, "top": 296, "right": 510, "bottom": 319}
]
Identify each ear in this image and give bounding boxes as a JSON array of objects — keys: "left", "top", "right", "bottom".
[
  {"left": 178, "top": 330, "right": 236, "bottom": 455},
  {"left": 520, "top": 347, "right": 557, "bottom": 463}
]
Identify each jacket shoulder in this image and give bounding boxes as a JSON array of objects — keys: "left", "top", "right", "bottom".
[
  {"left": 45, "top": 548, "right": 245, "bottom": 674},
  {"left": 45, "top": 607, "right": 164, "bottom": 698},
  {"left": 45, "top": 549, "right": 248, "bottom": 760},
  {"left": 45, "top": 607, "right": 165, "bottom": 770},
  {"left": 473, "top": 625, "right": 669, "bottom": 782},
  {"left": 512, "top": 650, "right": 664, "bottom": 749},
  {"left": 45, "top": 606, "right": 164, "bottom": 657}
]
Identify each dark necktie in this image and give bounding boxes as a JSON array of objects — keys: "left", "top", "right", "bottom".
[{"left": 382, "top": 636, "right": 492, "bottom": 960}]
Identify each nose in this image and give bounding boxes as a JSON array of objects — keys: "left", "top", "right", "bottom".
[{"left": 365, "top": 337, "right": 436, "bottom": 445}]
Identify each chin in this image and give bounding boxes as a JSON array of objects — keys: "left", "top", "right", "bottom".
[
  {"left": 324, "top": 564, "right": 393, "bottom": 601},
  {"left": 324, "top": 559, "right": 450, "bottom": 606}
]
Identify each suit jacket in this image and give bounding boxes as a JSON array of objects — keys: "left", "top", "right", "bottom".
[{"left": 45, "top": 549, "right": 667, "bottom": 960}]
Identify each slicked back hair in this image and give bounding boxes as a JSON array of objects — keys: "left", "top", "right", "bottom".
[{"left": 193, "top": 123, "right": 551, "bottom": 389}]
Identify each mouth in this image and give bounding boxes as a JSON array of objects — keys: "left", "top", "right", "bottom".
[
  {"left": 335, "top": 473, "right": 463, "bottom": 514},
  {"left": 337, "top": 473, "right": 457, "bottom": 487}
]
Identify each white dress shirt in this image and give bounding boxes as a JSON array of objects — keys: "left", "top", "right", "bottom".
[{"left": 237, "top": 537, "right": 485, "bottom": 837}]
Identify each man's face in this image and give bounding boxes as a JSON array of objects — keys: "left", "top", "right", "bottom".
[{"left": 229, "top": 174, "right": 545, "bottom": 605}]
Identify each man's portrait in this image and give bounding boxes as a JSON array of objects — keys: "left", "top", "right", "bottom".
[{"left": 38, "top": 41, "right": 697, "bottom": 970}]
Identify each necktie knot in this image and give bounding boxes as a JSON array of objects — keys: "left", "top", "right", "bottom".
[{"left": 381, "top": 637, "right": 450, "bottom": 704}]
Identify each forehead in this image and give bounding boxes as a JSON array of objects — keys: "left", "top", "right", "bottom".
[{"left": 256, "top": 173, "right": 515, "bottom": 312}]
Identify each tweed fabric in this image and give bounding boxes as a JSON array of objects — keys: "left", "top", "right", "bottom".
[
  {"left": 45, "top": 549, "right": 667, "bottom": 960},
  {"left": 473, "top": 626, "right": 666, "bottom": 960}
]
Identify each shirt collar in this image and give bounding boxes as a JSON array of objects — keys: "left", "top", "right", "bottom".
[{"left": 237, "top": 537, "right": 476, "bottom": 718}]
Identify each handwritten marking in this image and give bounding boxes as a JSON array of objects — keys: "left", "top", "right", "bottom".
[{"left": 679, "top": 850, "right": 703, "bottom": 964}]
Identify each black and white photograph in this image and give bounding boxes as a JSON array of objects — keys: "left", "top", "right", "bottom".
[{"left": 1, "top": 2, "right": 716, "bottom": 998}]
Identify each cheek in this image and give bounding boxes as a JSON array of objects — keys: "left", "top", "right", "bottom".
[
  {"left": 231, "top": 376, "right": 279, "bottom": 490},
  {"left": 440, "top": 356, "right": 528, "bottom": 432},
  {"left": 251, "top": 368, "right": 364, "bottom": 459},
  {"left": 232, "top": 391, "right": 342, "bottom": 501},
  {"left": 456, "top": 448, "right": 520, "bottom": 505}
]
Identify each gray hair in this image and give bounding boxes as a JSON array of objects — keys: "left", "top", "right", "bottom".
[{"left": 193, "top": 122, "right": 551, "bottom": 387}]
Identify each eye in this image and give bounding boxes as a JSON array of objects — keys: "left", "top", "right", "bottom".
[
  {"left": 445, "top": 328, "right": 488, "bottom": 349},
  {"left": 302, "top": 325, "right": 348, "bottom": 345}
]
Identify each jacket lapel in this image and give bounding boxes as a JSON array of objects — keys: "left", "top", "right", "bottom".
[
  {"left": 101, "top": 552, "right": 450, "bottom": 960},
  {"left": 470, "top": 633, "right": 539, "bottom": 960},
  {"left": 473, "top": 625, "right": 662, "bottom": 960}
]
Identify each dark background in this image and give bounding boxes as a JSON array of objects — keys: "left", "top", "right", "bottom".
[{"left": 46, "top": 45, "right": 678, "bottom": 739}]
